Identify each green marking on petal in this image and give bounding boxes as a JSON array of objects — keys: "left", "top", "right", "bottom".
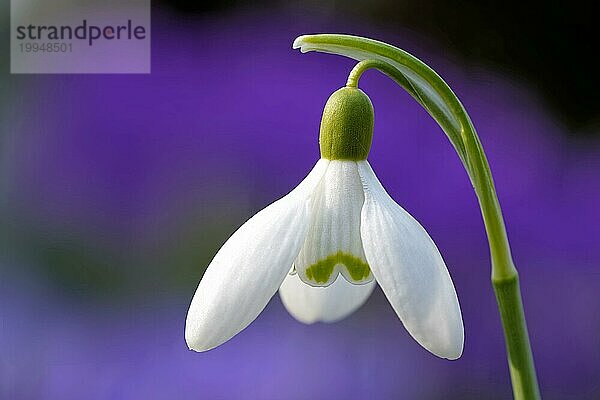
[{"left": 304, "top": 251, "right": 371, "bottom": 284}]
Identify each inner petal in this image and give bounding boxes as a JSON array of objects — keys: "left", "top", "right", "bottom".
[{"left": 294, "top": 160, "right": 373, "bottom": 287}]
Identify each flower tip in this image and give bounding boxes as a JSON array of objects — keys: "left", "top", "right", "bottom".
[
  {"left": 185, "top": 334, "right": 216, "bottom": 353},
  {"left": 186, "top": 343, "right": 201, "bottom": 353},
  {"left": 292, "top": 35, "right": 306, "bottom": 50},
  {"left": 184, "top": 322, "right": 220, "bottom": 353},
  {"left": 430, "top": 332, "right": 464, "bottom": 361},
  {"left": 292, "top": 35, "right": 316, "bottom": 53},
  {"left": 443, "top": 345, "right": 464, "bottom": 361},
  {"left": 185, "top": 333, "right": 204, "bottom": 353}
]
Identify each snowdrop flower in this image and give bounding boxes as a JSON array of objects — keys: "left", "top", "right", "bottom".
[{"left": 186, "top": 86, "right": 464, "bottom": 359}]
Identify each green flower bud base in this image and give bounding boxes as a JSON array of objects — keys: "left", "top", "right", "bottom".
[{"left": 319, "top": 87, "right": 374, "bottom": 161}]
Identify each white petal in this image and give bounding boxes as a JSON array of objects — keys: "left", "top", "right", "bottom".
[
  {"left": 357, "top": 161, "right": 464, "bottom": 360},
  {"left": 295, "top": 160, "right": 373, "bottom": 286},
  {"left": 185, "top": 159, "right": 329, "bottom": 351},
  {"left": 279, "top": 271, "right": 375, "bottom": 324}
]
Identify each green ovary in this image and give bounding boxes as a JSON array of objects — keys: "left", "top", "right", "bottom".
[{"left": 304, "top": 251, "right": 371, "bottom": 284}]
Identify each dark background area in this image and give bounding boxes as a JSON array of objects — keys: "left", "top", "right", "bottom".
[{"left": 159, "top": 0, "right": 599, "bottom": 135}]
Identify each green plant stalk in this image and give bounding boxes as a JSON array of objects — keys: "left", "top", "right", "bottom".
[{"left": 294, "top": 35, "right": 540, "bottom": 399}]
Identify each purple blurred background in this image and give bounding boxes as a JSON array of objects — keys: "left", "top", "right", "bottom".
[{"left": 1, "top": 3, "right": 599, "bottom": 399}]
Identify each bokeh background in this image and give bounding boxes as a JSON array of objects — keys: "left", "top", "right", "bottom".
[{"left": 1, "top": 1, "right": 599, "bottom": 399}]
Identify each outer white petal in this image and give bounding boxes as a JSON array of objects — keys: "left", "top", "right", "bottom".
[
  {"left": 185, "top": 159, "right": 329, "bottom": 352},
  {"left": 279, "top": 272, "right": 375, "bottom": 324},
  {"left": 295, "top": 160, "right": 373, "bottom": 286},
  {"left": 357, "top": 161, "right": 464, "bottom": 360}
]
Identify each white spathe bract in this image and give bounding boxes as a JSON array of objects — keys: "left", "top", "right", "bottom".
[{"left": 186, "top": 159, "right": 464, "bottom": 359}]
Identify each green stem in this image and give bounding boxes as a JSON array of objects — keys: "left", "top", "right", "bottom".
[
  {"left": 494, "top": 276, "right": 541, "bottom": 399},
  {"left": 293, "top": 35, "right": 540, "bottom": 399}
]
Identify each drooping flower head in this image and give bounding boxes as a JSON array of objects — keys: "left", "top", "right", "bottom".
[{"left": 186, "top": 85, "right": 464, "bottom": 360}]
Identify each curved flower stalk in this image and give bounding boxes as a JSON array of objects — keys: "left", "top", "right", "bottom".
[
  {"left": 292, "top": 34, "right": 540, "bottom": 399},
  {"left": 186, "top": 86, "right": 464, "bottom": 360}
]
